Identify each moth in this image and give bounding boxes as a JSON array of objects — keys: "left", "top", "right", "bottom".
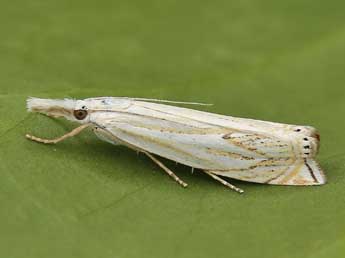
[{"left": 26, "top": 97, "right": 326, "bottom": 193}]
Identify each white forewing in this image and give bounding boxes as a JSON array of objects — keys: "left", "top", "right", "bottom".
[
  {"left": 127, "top": 100, "right": 294, "bottom": 137},
  {"left": 90, "top": 101, "right": 291, "bottom": 168}
]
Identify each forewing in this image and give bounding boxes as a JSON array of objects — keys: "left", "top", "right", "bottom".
[
  {"left": 128, "top": 100, "right": 290, "bottom": 133},
  {"left": 90, "top": 109, "right": 294, "bottom": 171}
]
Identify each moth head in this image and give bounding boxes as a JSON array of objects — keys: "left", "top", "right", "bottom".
[{"left": 27, "top": 97, "right": 91, "bottom": 123}]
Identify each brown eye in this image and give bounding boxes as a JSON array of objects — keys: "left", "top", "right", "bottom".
[{"left": 73, "top": 109, "right": 88, "bottom": 120}]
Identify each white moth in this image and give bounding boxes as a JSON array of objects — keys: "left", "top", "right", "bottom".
[{"left": 26, "top": 97, "right": 326, "bottom": 193}]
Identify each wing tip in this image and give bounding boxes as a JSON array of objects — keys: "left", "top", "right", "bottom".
[
  {"left": 309, "top": 159, "right": 327, "bottom": 185},
  {"left": 269, "top": 159, "right": 326, "bottom": 186}
]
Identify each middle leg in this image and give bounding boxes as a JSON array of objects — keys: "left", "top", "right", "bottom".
[
  {"left": 144, "top": 152, "right": 188, "bottom": 188},
  {"left": 204, "top": 171, "right": 244, "bottom": 193}
]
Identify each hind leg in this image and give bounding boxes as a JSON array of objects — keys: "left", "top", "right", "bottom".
[{"left": 144, "top": 152, "right": 188, "bottom": 188}]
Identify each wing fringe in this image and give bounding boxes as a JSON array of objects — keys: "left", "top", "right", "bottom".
[{"left": 206, "top": 158, "right": 326, "bottom": 186}]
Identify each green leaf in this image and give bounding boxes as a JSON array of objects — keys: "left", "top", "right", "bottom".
[{"left": 0, "top": 1, "right": 344, "bottom": 257}]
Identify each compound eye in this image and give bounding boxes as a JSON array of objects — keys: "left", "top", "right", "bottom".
[{"left": 74, "top": 109, "right": 88, "bottom": 120}]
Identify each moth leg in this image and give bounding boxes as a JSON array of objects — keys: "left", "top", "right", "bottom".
[
  {"left": 144, "top": 152, "right": 188, "bottom": 188},
  {"left": 204, "top": 171, "right": 244, "bottom": 194},
  {"left": 26, "top": 123, "right": 91, "bottom": 144}
]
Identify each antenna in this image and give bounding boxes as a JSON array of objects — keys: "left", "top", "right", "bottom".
[{"left": 130, "top": 97, "right": 213, "bottom": 106}]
